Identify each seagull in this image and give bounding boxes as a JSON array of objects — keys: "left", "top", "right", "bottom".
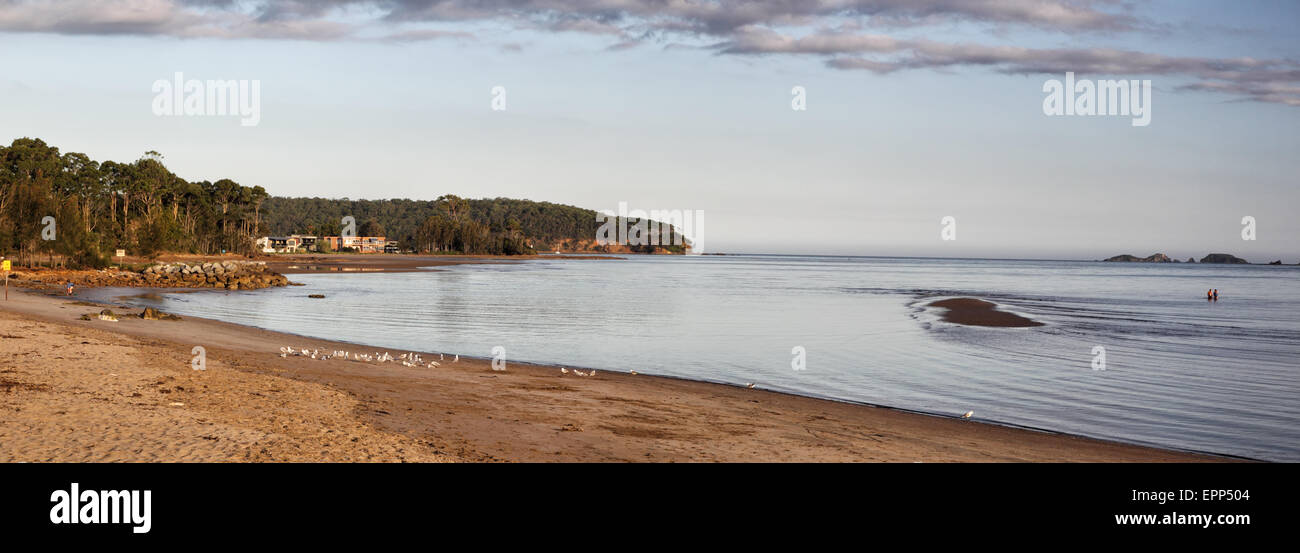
[
  {"left": 746, "top": 383, "right": 756, "bottom": 389},
  {"left": 629, "top": 370, "right": 638, "bottom": 375},
  {"left": 589, "top": 370, "right": 597, "bottom": 377},
  {"left": 453, "top": 355, "right": 459, "bottom": 363},
  {"left": 427, "top": 361, "right": 440, "bottom": 368},
  {"left": 560, "top": 368, "right": 568, "bottom": 374},
  {"left": 960, "top": 411, "right": 974, "bottom": 421},
  {"left": 440, "top": 353, "right": 444, "bottom": 360}
]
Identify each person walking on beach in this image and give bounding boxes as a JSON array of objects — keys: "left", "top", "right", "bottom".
[{"left": 65, "top": 281, "right": 75, "bottom": 296}]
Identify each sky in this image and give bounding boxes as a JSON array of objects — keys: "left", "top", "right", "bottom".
[{"left": 1, "top": 0, "right": 1297, "bottom": 260}]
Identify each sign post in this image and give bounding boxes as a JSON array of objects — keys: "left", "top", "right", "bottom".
[
  {"left": 115, "top": 249, "right": 126, "bottom": 267},
  {"left": 2, "top": 259, "right": 10, "bottom": 301}
]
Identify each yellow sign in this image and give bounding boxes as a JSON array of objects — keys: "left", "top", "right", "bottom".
[{"left": 1, "top": 260, "right": 9, "bottom": 271}]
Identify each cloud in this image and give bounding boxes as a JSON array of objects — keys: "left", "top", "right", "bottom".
[{"left": 0, "top": 0, "right": 1296, "bottom": 105}]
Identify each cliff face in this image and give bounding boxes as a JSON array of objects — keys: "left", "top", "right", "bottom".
[
  {"left": 1104, "top": 253, "right": 1172, "bottom": 262},
  {"left": 1200, "top": 253, "right": 1249, "bottom": 264}
]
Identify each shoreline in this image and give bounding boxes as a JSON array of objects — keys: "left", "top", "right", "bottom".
[
  {"left": 66, "top": 284, "right": 1253, "bottom": 461},
  {"left": 0, "top": 288, "right": 1235, "bottom": 462}
]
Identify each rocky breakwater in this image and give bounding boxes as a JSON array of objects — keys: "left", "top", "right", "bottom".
[{"left": 141, "top": 261, "right": 290, "bottom": 290}]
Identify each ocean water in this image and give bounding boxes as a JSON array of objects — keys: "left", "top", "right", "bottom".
[{"left": 104, "top": 255, "right": 1300, "bottom": 461}]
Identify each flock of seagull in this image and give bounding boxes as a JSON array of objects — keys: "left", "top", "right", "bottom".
[
  {"left": 274, "top": 345, "right": 978, "bottom": 419},
  {"left": 275, "top": 347, "right": 595, "bottom": 379},
  {"left": 278, "top": 346, "right": 457, "bottom": 368}
]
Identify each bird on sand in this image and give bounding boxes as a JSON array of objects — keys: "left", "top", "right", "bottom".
[
  {"left": 453, "top": 354, "right": 459, "bottom": 363},
  {"left": 960, "top": 411, "right": 974, "bottom": 420},
  {"left": 560, "top": 368, "right": 568, "bottom": 374},
  {"left": 746, "top": 383, "right": 756, "bottom": 389}
]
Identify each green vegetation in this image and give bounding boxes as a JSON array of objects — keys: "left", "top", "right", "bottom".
[
  {"left": 1, "top": 138, "right": 267, "bottom": 266},
  {"left": 263, "top": 196, "right": 593, "bottom": 255},
  {"left": 1, "top": 138, "right": 685, "bottom": 267}
]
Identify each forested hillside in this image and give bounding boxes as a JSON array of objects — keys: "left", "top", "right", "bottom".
[
  {"left": 1, "top": 137, "right": 686, "bottom": 267},
  {"left": 261, "top": 196, "right": 603, "bottom": 254}
]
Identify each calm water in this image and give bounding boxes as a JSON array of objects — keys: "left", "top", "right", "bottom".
[{"left": 103, "top": 255, "right": 1300, "bottom": 461}]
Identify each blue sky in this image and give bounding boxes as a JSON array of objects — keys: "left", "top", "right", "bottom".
[{"left": 1, "top": 1, "right": 1297, "bottom": 259}]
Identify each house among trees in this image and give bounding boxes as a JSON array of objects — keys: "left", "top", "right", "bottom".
[
  {"left": 257, "top": 236, "right": 301, "bottom": 253},
  {"left": 323, "top": 236, "right": 386, "bottom": 253}
]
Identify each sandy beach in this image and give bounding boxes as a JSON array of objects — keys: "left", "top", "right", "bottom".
[{"left": 0, "top": 283, "right": 1226, "bottom": 463}]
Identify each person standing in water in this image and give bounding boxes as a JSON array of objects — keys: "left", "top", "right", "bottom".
[
  {"left": 1208, "top": 289, "right": 1214, "bottom": 301},
  {"left": 1213, "top": 289, "right": 1219, "bottom": 301}
]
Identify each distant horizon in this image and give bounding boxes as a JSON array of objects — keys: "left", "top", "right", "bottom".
[
  {"left": 4, "top": 1, "right": 1297, "bottom": 262},
  {"left": 11, "top": 131, "right": 1298, "bottom": 263}
]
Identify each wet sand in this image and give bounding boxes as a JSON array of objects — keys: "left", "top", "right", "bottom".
[
  {"left": 0, "top": 289, "right": 1224, "bottom": 462},
  {"left": 929, "top": 298, "right": 1045, "bottom": 327}
]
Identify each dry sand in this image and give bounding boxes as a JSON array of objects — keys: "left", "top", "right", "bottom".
[{"left": 0, "top": 288, "right": 1223, "bottom": 462}]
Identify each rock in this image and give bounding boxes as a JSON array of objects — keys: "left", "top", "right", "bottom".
[
  {"left": 1199, "top": 253, "right": 1249, "bottom": 264},
  {"left": 1103, "top": 253, "right": 1172, "bottom": 263},
  {"left": 1268, "top": 260, "right": 1282, "bottom": 265},
  {"left": 136, "top": 260, "right": 290, "bottom": 290},
  {"left": 1187, "top": 257, "right": 1195, "bottom": 263},
  {"left": 140, "top": 307, "right": 179, "bottom": 320},
  {"left": 97, "top": 309, "right": 118, "bottom": 322},
  {"left": 308, "top": 294, "right": 325, "bottom": 298},
  {"left": 140, "top": 307, "right": 182, "bottom": 321}
]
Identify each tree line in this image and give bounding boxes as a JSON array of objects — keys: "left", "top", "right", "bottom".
[
  {"left": 263, "top": 196, "right": 678, "bottom": 255},
  {"left": 0, "top": 138, "right": 267, "bottom": 267},
  {"left": 1, "top": 137, "right": 683, "bottom": 267}
]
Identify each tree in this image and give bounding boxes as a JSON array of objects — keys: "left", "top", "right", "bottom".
[{"left": 359, "top": 220, "right": 385, "bottom": 238}]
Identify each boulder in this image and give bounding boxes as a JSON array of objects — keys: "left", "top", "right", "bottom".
[{"left": 140, "top": 307, "right": 182, "bottom": 321}]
